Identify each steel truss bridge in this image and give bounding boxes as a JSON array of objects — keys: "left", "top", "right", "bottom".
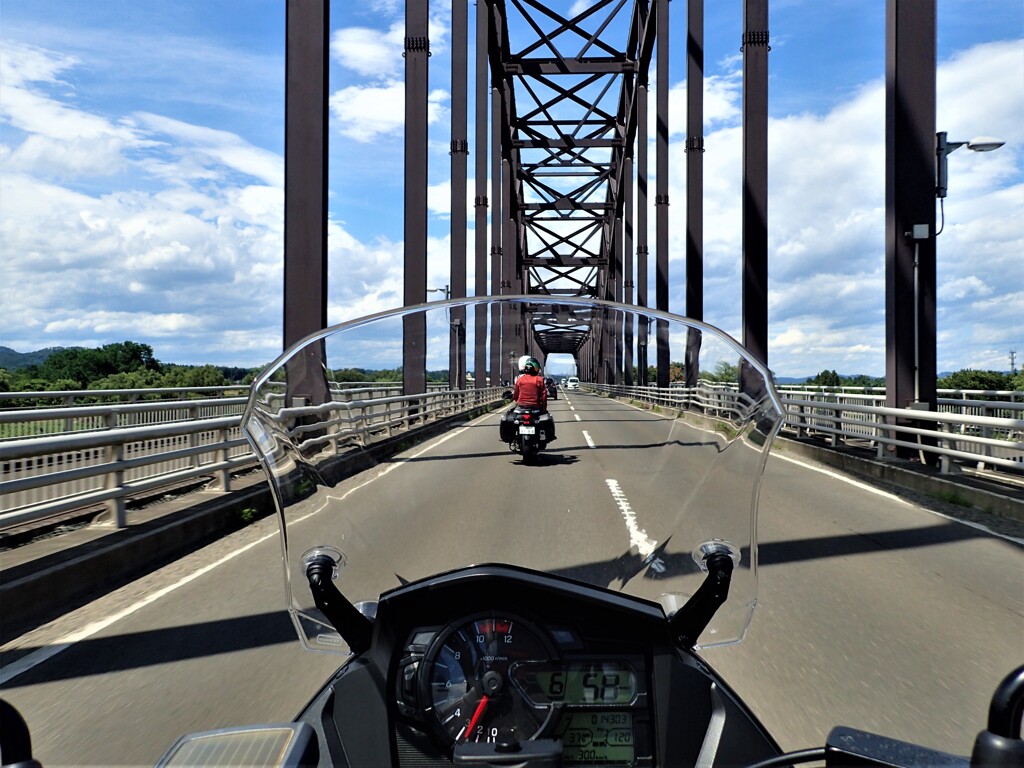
[{"left": 284, "top": 0, "right": 944, "bottom": 425}]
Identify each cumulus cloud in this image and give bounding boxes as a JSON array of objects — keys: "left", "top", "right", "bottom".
[
  {"left": 331, "top": 24, "right": 406, "bottom": 79},
  {"left": 330, "top": 82, "right": 448, "bottom": 143},
  {"left": 0, "top": 43, "right": 287, "bottom": 365}
]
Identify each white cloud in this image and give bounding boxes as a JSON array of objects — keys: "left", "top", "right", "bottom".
[
  {"left": 0, "top": 42, "right": 287, "bottom": 365},
  {"left": 938, "top": 276, "right": 993, "bottom": 301},
  {"left": 331, "top": 12, "right": 450, "bottom": 79},
  {"left": 330, "top": 82, "right": 448, "bottom": 143},
  {"left": 668, "top": 71, "right": 743, "bottom": 134},
  {"left": 132, "top": 112, "right": 283, "bottom": 186},
  {"left": 331, "top": 24, "right": 406, "bottom": 79},
  {"left": 45, "top": 311, "right": 203, "bottom": 336}
]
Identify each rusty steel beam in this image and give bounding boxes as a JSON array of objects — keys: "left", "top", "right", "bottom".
[
  {"left": 283, "top": 0, "right": 330, "bottom": 407},
  {"left": 474, "top": 0, "right": 489, "bottom": 387},
  {"left": 284, "top": 0, "right": 328, "bottom": 352},
  {"left": 403, "top": 0, "right": 429, "bottom": 396},
  {"left": 637, "top": 73, "right": 649, "bottom": 385},
  {"left": 741, "top": 0, "right": 769, "bottom": 367},
  {"left": 450, "top": 0, "right": 468, "bottom": 389},
  {"left": 685, "top": 0, "right": 704, "bottom": 387},
  {"left": 886, "top": 0, "right": 937, "bottom": 457},
  {"left": 655, "top": 0, "right": 670, "bottom": 387}
]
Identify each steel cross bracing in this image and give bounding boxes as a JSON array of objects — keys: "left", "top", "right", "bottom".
[{"left": 486, "top": 0, "right": 657, "bottom": 361}]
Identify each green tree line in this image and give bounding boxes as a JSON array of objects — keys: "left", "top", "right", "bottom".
[
  {"left": 0, "top": 341, "right": 260, "bottom": 394},
  {"left": 637, "top": 363, "right": 1022, "bottom": 390},
  {"left": 0, "top": 340, "right": 461, "bottom": 396},
  {"left": 806, "top": 367, "right": 1023, "bottom": 390},
  {"left": 3, "top": 342, "right": 1020, "bottom": 395}
]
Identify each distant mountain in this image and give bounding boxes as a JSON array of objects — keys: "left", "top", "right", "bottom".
[
  {"left": 773, "top": 373, "right": 885, "bottom": 385},
  {"left": 0, "top": 346, "right": 76, "bottom": 370},
  {"left": 774, "top": 375, "right": 811, "bottom": 385}
]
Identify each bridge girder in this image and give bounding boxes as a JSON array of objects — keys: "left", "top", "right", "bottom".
[{"left": 486, "top": 0, "right": 658, "bottom": 363}]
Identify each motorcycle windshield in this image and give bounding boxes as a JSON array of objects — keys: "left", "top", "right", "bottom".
[{"left": 243, "top": 297, "right": 783, "bottom": 653}]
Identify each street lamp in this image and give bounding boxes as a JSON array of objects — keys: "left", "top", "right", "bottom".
[
  {"left": 427, "top": 284, "right": 451, "bottom": 300},
  {"left": 935, "top": 131, "right": 1004, "bottom": 199}
]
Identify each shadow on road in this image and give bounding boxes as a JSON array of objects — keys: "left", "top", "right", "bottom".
[
  {"left": 4, "top": 522, "right": 1014, "bottom": 688},
  {"left": 552, "top": 519, "right": 1018, "bottom": 591},
  {"left": 1, "top": 611, "right": 298, "bottom": 688}
]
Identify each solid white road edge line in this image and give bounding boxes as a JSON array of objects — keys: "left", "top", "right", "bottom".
[
  {"left": 772, "top": 452, "right": 1024, "bottom": 545},
  {"left": 0, "top": 529, "right": 278, "bottom": 686}
]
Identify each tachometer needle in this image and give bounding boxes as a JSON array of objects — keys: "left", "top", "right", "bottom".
[{"left": 464, "top": 695, "right": 490, "bottom": 740}]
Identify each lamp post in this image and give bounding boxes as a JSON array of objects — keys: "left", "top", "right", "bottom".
[
  {"left": 427, "top": 284, "right": 451, "bottom": 300},
  {"left": 913, "top": 131, "right": 1005, "bottom": 403}
]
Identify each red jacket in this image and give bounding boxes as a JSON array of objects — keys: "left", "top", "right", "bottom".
[{"left": 514, "top": 373, "right": 547, "bottom": 410}]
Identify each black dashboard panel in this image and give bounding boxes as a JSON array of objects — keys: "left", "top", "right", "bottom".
[
  {"left": 294, "top": 565, "right": 780, "bottom": 767},
  {"left": 380, "top": 566, "right": 667, "bottom": 767}
]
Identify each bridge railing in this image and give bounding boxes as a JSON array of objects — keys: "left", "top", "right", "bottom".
[
  {"left": 3, "top": 382, "right": 1020, "bottom": 537},
  {"left": 589, "top": 383, "right": 1024, "bottom": 474},
  {"left": 777, "top": 385, "right": 1022, "bottom": 403},
  {"left": 0, "top": 397, "right": 250, "bottom": 441},
  {"left": 0, "top": 387, "right": 503, "bottom": 533},
  {"left": 0, "top": 383, "right": 452, "bottom": 440}
]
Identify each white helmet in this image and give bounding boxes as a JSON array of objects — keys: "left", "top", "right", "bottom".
[{"left": 517, "top": 355, "right": 541, "bottom": 373}]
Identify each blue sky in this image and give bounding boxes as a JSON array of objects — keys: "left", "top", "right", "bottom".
[{"left": 1, "top": 0, "right": 1021, "bottom": 376}]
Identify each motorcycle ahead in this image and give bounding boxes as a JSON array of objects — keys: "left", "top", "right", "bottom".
[{"left": 501, "top": 401, "right": 553, "bottom": 464}]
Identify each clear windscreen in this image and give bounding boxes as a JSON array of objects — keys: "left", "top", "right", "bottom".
[{"left": 242, "top": 297, "right": 783, "bottom": 653}]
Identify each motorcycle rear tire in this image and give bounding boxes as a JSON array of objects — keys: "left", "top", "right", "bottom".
[{"left": 520, "top": 437, "right": 538, "bottom": 464}]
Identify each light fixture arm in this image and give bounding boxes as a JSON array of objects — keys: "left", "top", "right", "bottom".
[
  {"left": 936, "top": 131, "right": 966, "bottom": 199},
  {"left": 936, "top": 130, "right": 1005, "bottom": 199}
]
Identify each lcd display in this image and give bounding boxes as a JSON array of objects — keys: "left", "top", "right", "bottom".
[
  {"left": 513, "top": 661, "right": 637, "bottom": 706},
  {"left": 556, "top": 711, "right": 634, "bottom": 765}
]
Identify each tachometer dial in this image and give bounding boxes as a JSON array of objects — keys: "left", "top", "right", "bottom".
[{"left": 421, "top": 614, "right": 558, "bottom": 746}]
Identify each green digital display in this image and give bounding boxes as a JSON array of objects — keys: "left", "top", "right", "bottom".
[
  {"left": 557, "top": 711, "right": 634, "bottom": 765},
  {"left": 513, "top": 662, "right": 637, "bottom": 706}
]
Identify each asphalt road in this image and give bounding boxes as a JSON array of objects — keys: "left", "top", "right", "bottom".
[{"left": 2, "top": 391, "right": 1021, "bottom": 766}]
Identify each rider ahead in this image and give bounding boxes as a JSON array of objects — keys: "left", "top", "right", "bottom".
[
  {"left": 507, "top": 355, "right": 556, "bottom": 444},
  {"left": 513, "top": 355, "right": 547, "bottom": 411}
]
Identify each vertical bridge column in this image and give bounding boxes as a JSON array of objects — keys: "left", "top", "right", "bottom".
[
  {"left": 404, "top": 0, "right": 430, "bottom": 395},
  {"left": 685, "top": 0, "right": 704, "bottom": 388},
  {"left": 449, "top": 0, "right": 468, "bottom": 390},
  {"left": 473, "top": 0, "right": 489, "bottom": 388},
  {"left": 742, "top": 0, "right": 769, "bottom": 368},
  {"left": 284, "top": 0, "right": 330, "bottom": 405},
  {"left": 655, "top": 0, "right": 671, "bottom": 387},
  {"left": 886, "top": 0, "right": 937, "bottom": 458}
]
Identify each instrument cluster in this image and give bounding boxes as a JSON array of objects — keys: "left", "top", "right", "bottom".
[{"left": 395, "top": 611, "right": 653, "bottom": 766}]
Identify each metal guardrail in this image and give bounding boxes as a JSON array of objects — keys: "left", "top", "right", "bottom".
[
  {"left": 0, "top": 387, "right": 503, "bottom": 533},
  {"left": 0, "top": 384, "right": 456, "bottom": 441},
  {"left": 776, "top": 385, "right": 1023, "bottom": 403},
  {"left": 591, "top": 383, "right": 1024, "bottom": 474},
  {"left": 0, "top": 397, "right": 250, "bottom": 441},
  {"left": 3, "top": 381, "right": 1021, "bottom": 538},
  {"left": 0, "top": 382, "right": 451, "bottom": 411},
  {"left": 0, "top": 386, "right": 249, "bottom": 408}
]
